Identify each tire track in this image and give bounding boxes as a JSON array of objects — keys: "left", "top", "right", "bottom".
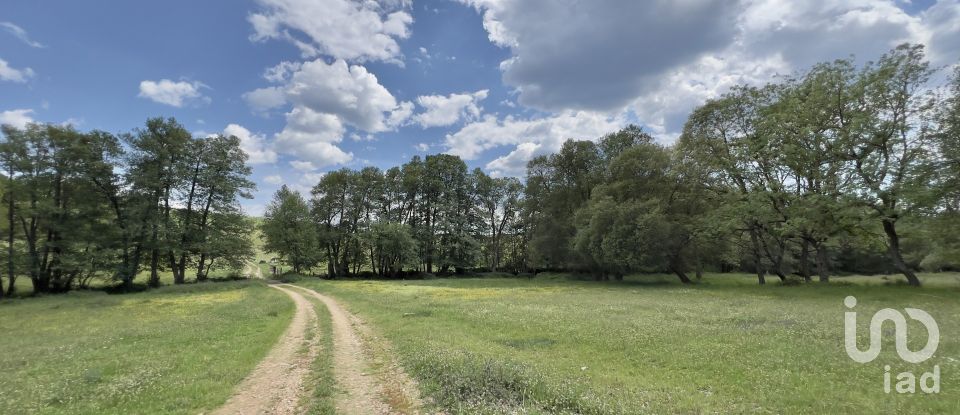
[
  {"left": 290, "top": 285, "right": 424, "bottom": 415},
  {"left": 212, "top": 284, "right": 319, "bottom": 415}
]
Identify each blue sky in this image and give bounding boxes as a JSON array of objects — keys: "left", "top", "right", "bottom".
[{"left": 1, "top": 0, "right": 958, "bottom": 215}]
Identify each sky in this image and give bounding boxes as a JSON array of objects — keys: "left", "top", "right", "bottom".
[{"left": 1, "top": 0, "right": 959, "bottom": 215}]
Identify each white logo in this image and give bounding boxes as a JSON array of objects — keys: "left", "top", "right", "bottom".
[
  {"left": 843, "top": 296, "right": 941, "bottom": 394},
  {"left": 843, "top": 295, "right": 939, "bottom": 363}
]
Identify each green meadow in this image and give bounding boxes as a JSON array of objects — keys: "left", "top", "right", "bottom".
[
  {"left": 292, "top": 273, "right": 960, "bottom": 414},
  {"left": 0, "top": 281, "right": 292, "bottom": 415}
]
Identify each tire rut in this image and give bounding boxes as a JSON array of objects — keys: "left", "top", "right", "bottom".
[
  {"left": 211, "top": 284, "right": 319, "bottom": 415},
  {"left": 290, "top": 285, "right": 425, "bottom": 415}
]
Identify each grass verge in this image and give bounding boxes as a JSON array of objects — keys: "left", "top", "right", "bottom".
[{"left": 0, "top": 280, "right": 293, "bottom": 414}]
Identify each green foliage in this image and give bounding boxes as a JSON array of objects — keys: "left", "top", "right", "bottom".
[
  {"left": 0, "top": 118, "right": 256, "bottom": 295},
  {"left": 261, "top": 185, "right": 319, "bottom": 273}
]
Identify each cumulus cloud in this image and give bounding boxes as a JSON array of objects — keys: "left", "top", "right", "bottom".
[
  {"left": 0, "top": 22, "right": 45, "bottom": 48},
  {"left": 0, "top": 109, "right": 35, "bottom": 129},
  {"left": 624, "top": 0, "right": 960, "bottom": 136},
  {"left": 458, "top": 0, "right": 740, "bottom": 112},
  {"left": 274, "top": 106, "right": 352, "bottom": 168},
  {"left": 918, "top": 0, "right": 960, "bottom": 65},
  {"left": 284, "top": 59, "right": 408, "bottom": 131},
  {"left": 452, "top": 0, "right": 960, "bottom": 167},
  {"left": 0, "top": 58, "right": 34, "bottom": 83},
  {"left": 138, "top": 79, "right": 209, "bottom": 107},
  {"left": 413, "top": 89, "right": 489, "bottom": 128},
  {"left": 444, "top": 111, "right": 623, "bottom": 176},
  {"left": 245, "top": 59, "right": 415, "bottom": 168},
  {"left": 246, "top": 59, "right": 411, "bottom": 131},
  {"left": 290, "top": 160, "right": 319, "bottom": 171},
  {"left": 223, "top": 123, "right": 278, "bottom": 164},
  {"left": 243, "top": 87, "right": 287, "bottom": 112},
  {"left": 248, "top": 0, "right": 413, "bottom": 62},
  {"left": 263, "top": 174, "right": 284, "bottom": 185}
]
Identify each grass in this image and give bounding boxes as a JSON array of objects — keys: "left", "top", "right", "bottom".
[
  {"left": 298, "top": 292, "right": 337, "bottom": 415},
  {"left": 0, "top": 280, "right": 294, "bottom": 414},
  {"left": 293, "top": 272, "right": 960, "bottom": 414},
  {"left": 1, "top": 267, "right": 244, "bottom": 298}
]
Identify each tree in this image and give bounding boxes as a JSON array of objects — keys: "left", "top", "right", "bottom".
[
  {"left": 679, "top": 86, "right": 780, "bottom": 284},
  {"left": 366, "top": 221, "right": 418, "bottom": 277},
  {"left": 525, "top": 140, "right": 603, "bottom": 271},
  {"left": 474, "top": 169, "right": 522, "bottom": 271},
  {"left": 839, "top": 45, "right": 938, "bottom": 286},
  {"left": 189, "top": 134, "right": 255, "bottom": 281},
  {"left": 262, "top": 186, "right": 319, "bottom": 274},
  {"left": 125, "top": 118, "right": 191, "bottom": 287},
  {"left": 575, "top": 142, "right": 703, "bottom": 283}
]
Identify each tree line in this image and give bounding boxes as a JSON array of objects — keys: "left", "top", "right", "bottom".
[
  {"left": 263, "top": 44, "right": 959, "bottom": 286},
  {"left": 0, "top": 118, "right": 254, "bottom": 297},
  {"left": 261, "top": 155, "right": 524, "bottom": 278}
]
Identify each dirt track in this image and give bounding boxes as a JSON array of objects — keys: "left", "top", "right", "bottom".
[
  {"left": 212, "top": 284, "right": 319, "bottom": 415},
  {"left": 212, "top": 282, "right": 424, "bottom": 414}
]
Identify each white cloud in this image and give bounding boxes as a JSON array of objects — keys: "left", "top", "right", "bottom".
[
  {"left": 0, "top": 58, "right": 34, "bottom": 83},
  {"left": 248, "top": 59, "right": 410, "bottom": 131},
  {"left": 623, "top": 0, "right": 960, "bottom": 136},
  {"left": 300, "top": 172, "right": 326, "bottom": 186},
  {"left": 246, "top": 59, "right": 415, "bottom": 168},
  {"left": 444, "top": 111, "right": 624, "bottom": 177},
  {"left": 0, "top": 22, "right": 45, "bottom": 48},
  {"left": 274, "top": 106, "right": 352, "bottom": 168},
  {"left": 458, "top": 0, "right": 739, "bottom": 112},
  {"left": 284, "top": 59, "right": 405, "bottom": 131},
  {"left": 919, "top": 0, "right": 960, "bottom": 65},
  {"left": 138, "top": 79, "right": 209, "bottom": 107},
  {"left": 263, "top": 174, "right": 284, "bottom": 185},
  {"left": 290, "top": 160, "right": 319, "bottom": 171},
  {"left": 413, "top": 89, "right": 488, "bottom": 128},
  {"left": 415, "top": 142, "right": 430, "bottom": 152},
  {"left": 457, "top": 0, "right": 960, "bottom": 143},
  {"left": 350, "top": 133, "right": 376, "bottom": 142},
  {"left": 243, "top": 87, "right": 287, "bottom": 112},
  {"left": 223, "top": 123, "right": 278, "bottom": 164},
  {"left": 263, "top": 61, "right": 302, "bottom": 82},
  {"left": 0, "top": 109, "right": 35, "bottom": 129},
  {"left": 248, "top": 0, "right": 413, "bottom": 63},
  {"left": 387, "top": 101, "right": 414, "bottom": 128}
]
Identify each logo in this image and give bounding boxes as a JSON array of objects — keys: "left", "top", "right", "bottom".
[{"left": 843, "top": 296, "right": 941, "bottom": 394}]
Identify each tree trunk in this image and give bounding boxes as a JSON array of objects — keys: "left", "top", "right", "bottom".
[
  {"left": 195, "top": 186, "right": 215, "bottom": 281},
  {"left": 816, "top": 243, "right": 829, "bottom": 283},
  {"left": 749, "top": 228, "right": 765, "bottom": 285},
  {"left": 881, "top": 218, "right": 921, "bottom": 287},
  {"left": 149, "top": 248, "right": 160, "bottom": 287},
  {"left": 799, "top": 238, "right": 811, "bottom": 282},
  {"left": 196, "top": 252, "right": 208, "bottom": 281},
  {"left": 5, "top": 170, "right": 14, "bottom": 297},
  {"left": 670, "top": 265, "right": 693, "bottom": 284},
  {"left": 174, "top": 154, "right": 203, "bottom": 283},
  {"left": 694, "top": 246, "right": 703, "bottom": 280},
  {"left": 669, "top": 255, "right": 693, "bottom": 284}
]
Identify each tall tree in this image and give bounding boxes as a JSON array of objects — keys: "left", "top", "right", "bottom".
[
  {"left": 262, "top": 186, "right": 318, "bottom": 274},
  {"left": 840, "top": 44, "right": 938, "bottom": 286}
]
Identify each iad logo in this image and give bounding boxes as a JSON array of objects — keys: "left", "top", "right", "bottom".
[{"left": 843, "top": 296, "right": 941, "bottom": 394}]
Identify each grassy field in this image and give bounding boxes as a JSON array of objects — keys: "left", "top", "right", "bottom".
[
  {"left": 0, "top": 280, "right": 293, "bottom": 414},
  {"left": 293, "top": 272, "right": 960, "bottom": 414}
]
